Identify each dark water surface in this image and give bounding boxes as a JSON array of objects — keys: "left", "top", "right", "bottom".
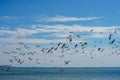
[{"left": 0, "top": 67, "right": 120, "bottom": 80}]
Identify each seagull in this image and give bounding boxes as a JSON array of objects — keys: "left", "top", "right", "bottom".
[
  {"left": 54, "top": 47, "right": 58, "bottom": 50},
  {"left": 50, "top": 60, "right": 53, "bottom": 62},
  {"left": 36, "top": 59, "right": 39, "bottom": 61},
  {"left": 17, "top": 58, "right": 21, "bottom": 63},
  {"left": 59, "top": 55, "right": 64, "bottom": 58},
  {"left": 91, "top": 57, "right": 94, "bottom": 59},
  {"left": 90, "top": 29, "right": 94, "bottom": 32},
  {"left": 35, "top": 62, "right": 40, "bottom": 64},
  {"left": 100, "top": 32, "right": 103, "bottom": 34},
  {"left": 81, "top": 42, "right": 87, "bottom": 47},
  {"left": 18, "top": 42, "right": 24, "bottom": 45},
  {"left": 9, "top": 59, "right": 13, "bottom": 62},
  {"left": 24, "top": 45, "right": 29, "bottom": 49},
  {"left": 36, "top": 45, "right": 40, "bottom": 48},
  {"left": 74, "top": 44, "right": 78, "bottom": 48},
  {"left": 19, "top": 61, "right": 24, "bottom": 64},
  {"left": 5, "top": 67, "right": 10, "bottom": 72},
  {"left": 28, "top": 58, "right": 32, "bottom": 61},
  {"left": 69, "top": 32, "right": 74, "bottom": 34},
  {"left": 16, "top": 48, "right": 21, "bottom": 50},
  {"left": 61, "top": 43, "right": 66, "bottom": 49},
  {"left": 50, "top": 47, "right": 54, "bottom": 50},
  {"left": 67, "top": 35, "right": 72, "bottom": 39},
  {"left": 76, "top": 34, "right": 80, "bottom": 38},
  {"left": 109, "top": 34, "right": 112, "bottom": 40},
  {"left": 69, "top": 38, "right": 72, "bottom": 42},
  {"left": 59, "top": 68, "right": 64, "bottom": 72},
  {"left": 57, "top": 42, "right": 62, "bottom": 47},
  {"left": 101, "top": 48, "right": 104, "bottom": 52},
  {"left": 2, "top": 51, "right": 10, "bottom": 54},
  {"left": 114, "top": 30, "right": 117, "bottom": 33},
  {"left": 110, "top": 39, "right": 115, "bottom": 44},
  {"left": 41, "top": 48, "right": 45, "bottom": 52},
  {"left": 64, "top": 60, "right": 71, "bottom": 64},
  {"left": 46, "top": 49, "right": 52, "bottom": 53},
  {"left": 98, "top": 48, "right": 101, "bottom": 51}
]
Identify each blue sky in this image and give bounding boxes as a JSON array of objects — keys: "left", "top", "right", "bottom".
[
  {"left": 0, "top": 0, "right": 120, "bottom": 26},
  {"left": 0, "top": 0, "right": 120, "bottom": 67}
]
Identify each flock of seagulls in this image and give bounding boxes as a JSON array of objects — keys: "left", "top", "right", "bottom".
[{"left": 1, "top": 29, "right": 120, "bottom": 70}]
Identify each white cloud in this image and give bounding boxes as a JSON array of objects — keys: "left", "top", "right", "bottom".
[
  {"left": 1, "top": 24, "right": 120, "bottom": 67},
  {"left": 0, "top": 24, "right": 119, "bottom": 39},
  {"left": 0, "top": 37, "right": 86, "bottom": 44},
  {"left": 0, "top": 38, "right": 65, "bottom": 44},
  {"left": 22, "top": 25, "right": 120, "bottom": 33},
  {"left": 38, "top": 24, "right": 117, "bottom": 33},
  {"left": 16, "top": 28, "right": 39, "bottom": 36},
  {"left": 84, "top": 33, "right": 109, "bottom": 38},
  {"left": 35, "top": 25, "right": 118, "bottom": 39},
  {"left": 0, "top": 28, "right": 39, "bottom": 38},
  {"left": 0, "top": 16, "right": 22, "bottom": 20},
  {"left": 36, "top": 15, "right": 103, "bottom": 22}
]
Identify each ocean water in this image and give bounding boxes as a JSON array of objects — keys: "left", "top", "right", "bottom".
[{"left": 0, "top": 67, "right": 120, "bottom": 80}]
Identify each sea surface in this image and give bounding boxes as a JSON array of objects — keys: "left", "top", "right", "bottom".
[{"left": 0, "top": 67, "right": 120, "bottom": 80}]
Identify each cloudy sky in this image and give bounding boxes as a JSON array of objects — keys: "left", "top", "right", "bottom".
[{"left": 0, "top": 0, "right": 120, "bottom": 67}]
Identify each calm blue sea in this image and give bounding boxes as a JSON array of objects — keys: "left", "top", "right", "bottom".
[{"left": 0, "top": 67, "right": 120, "bottom": 80}]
